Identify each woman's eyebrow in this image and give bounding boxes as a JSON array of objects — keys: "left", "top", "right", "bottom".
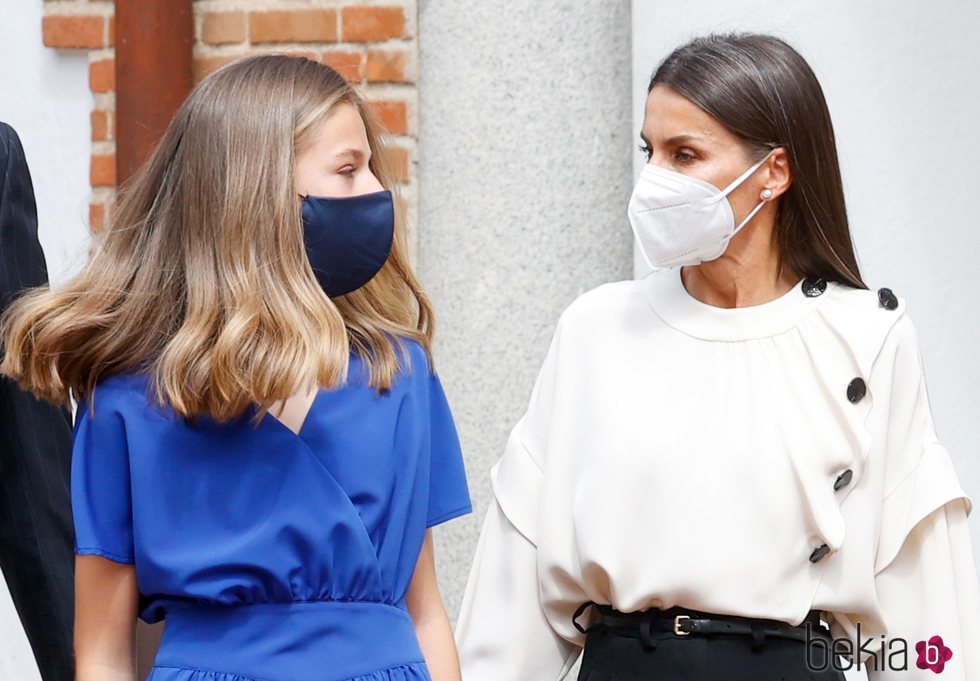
[
  {"left": 638, "top": 132, "right": 707, "bottom": 147},
  {"left": 664, "top": 133, "right": 705, "bottom": 146}
]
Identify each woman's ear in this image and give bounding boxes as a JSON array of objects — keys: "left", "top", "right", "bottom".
[{"left": 764, "top": 147, "right": 793, "bottom": 199}]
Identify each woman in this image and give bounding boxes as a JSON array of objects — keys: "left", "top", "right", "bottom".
[
  {"left": 0, "top": 55, "right": 471, "bottom": 681},
  {"left": 454, "top": 33, "right": 980, "bottom": 681}
]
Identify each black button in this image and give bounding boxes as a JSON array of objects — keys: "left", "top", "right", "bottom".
[
  {"left": 801, "top": 278, "right": 827, "bottom": 297},
  {"left": 809, "top": 544, "right": 831, "bottom": 562},
  {"left": 846, "top": 377, "right": 866, "bottom": 403},
  {"left": 878, "top": 287, "right": 898, "bottom": 310},
  {"left": 834, "top": 469, "right": 853, "bottom": 491}
]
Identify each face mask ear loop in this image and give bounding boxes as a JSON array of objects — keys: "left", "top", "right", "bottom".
[
  {"left": 731, "top": 197, "right": 769, "bottom": 237},
  {"left": 705, "top": 148, "right": 777, "bottom": 204}
]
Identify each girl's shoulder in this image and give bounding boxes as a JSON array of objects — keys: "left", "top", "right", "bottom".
[
  {"left": 383, "top": 334, "right": 433, "bottom": 379},
  {"left": 80, "top": 370, "right": 151, "bottom": 407},
  {"left": 74, "top": 370, "right": 154, "bottom": 426},
  {"left": 95, "top": 369, "right": 152, "bottom": 392},
  {"left": 395, "top": 334, "right": 428, "bottom": 364},
  {"left": 347, "top": 335, "right": 434, "bottom": 394}
]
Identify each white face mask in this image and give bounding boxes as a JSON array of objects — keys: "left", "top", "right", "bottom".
[{"left": 627, "top": 149, "right": 775, "bottom": 270}]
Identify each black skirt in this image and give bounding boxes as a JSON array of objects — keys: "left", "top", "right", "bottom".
[{"left": 577, "top": 607, "right": 847, "bottom": 681}]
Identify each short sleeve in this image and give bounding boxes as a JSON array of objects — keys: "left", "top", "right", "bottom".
[
  {"left": 424, "top": 371, "right": 472, "bottom": 527},
  {"left": 71, "top": 391, "right": 135, "bottom": 564}
]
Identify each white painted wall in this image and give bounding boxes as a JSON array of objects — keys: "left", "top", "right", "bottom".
[
  {"left": 0, "top": 1, "right": 92, "bottom": 678},
  {"left": 0, "top": 6, "right": 94, "bottom": 287},
  {"left": 633, "top": 1, "right": 980, "bottom": 677}
]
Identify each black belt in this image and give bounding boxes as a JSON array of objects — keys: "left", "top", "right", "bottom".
[{"left": 573, "top": 602, "right": 830, "bottom": 649}]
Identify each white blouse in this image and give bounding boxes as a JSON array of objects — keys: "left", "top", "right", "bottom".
[{"left": 454, "top": 267, "right": 980, "bottom": 680}]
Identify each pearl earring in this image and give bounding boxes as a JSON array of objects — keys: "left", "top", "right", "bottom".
[{"left": 761, "top": 188, "right": 774, "bottom": 200}]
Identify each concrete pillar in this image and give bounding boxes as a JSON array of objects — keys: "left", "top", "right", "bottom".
[{"left": 417, "top": 0, "right": 634, "bottom": 621}]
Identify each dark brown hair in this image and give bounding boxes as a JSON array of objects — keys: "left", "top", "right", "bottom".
[{"left": 649, "top": 33, "right": 865, "bottom": 288}]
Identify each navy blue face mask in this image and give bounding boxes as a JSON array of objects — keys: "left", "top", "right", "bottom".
[{"left": 300, "top": 189, "right": 395, "bottom": 297}]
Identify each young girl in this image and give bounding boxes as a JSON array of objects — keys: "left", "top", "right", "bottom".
[{"left": 0, "top": 55, "right": 471, "bottom": 681}]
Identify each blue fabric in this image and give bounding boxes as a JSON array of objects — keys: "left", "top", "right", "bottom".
[{"left": 71, "top": 339, "right": 472, "bottom": 681}]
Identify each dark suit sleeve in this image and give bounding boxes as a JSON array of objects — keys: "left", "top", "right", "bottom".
[
  {"left": 0, "top": 122, "right": 76, "bottom": 681},
  {"left": 0, "top": 122, "right": 50, "bottom": 309}
]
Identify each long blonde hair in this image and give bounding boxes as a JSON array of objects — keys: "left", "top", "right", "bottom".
[{"left": 0, "top": 55, "right": 433, "bottom": 424}]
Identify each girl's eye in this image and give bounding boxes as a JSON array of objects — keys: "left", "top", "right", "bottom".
[
  {"left": 339, "top": 166, "right": 356, "bottom": 177},
  {"left": 638, "top": 143, "right": 653, "bottom": 160}
]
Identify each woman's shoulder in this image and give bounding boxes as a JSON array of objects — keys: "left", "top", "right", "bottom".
[
  {"left": 823, "top": 279, "right": 915, "bottom": 332},
  {"left": 820, "top": 279, "right": 928, "bottom": 374},
  {"left": 555, "top": 277, "right": 647, "bottom": 333},
  {"left": 826, "top": 279, "right": 907, "bottom": 314}
]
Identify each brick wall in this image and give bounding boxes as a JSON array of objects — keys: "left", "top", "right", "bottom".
[{"left": 42, "top": 0, "right": 419, "bottom": 254}]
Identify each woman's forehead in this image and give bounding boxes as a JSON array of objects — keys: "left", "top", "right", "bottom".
[{"left": 642, "top": 85, "right": 727, "bottom": 145}]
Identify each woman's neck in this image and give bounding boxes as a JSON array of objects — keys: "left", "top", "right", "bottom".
[{"left": 680, "top": 225, "right": 800, "bottom": 309}]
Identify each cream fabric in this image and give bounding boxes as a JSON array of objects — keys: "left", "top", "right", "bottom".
[{"left": 455, "top": 267, "right": 980, "bottom": 680}]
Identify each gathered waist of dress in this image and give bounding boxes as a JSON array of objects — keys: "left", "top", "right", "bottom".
[{"left": 153, "top": 600, "right": 426, "bottom": 681}]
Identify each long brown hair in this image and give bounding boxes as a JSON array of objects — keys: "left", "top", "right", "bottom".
[
  {"left": 0, "top": 54, "right": 433, "bottom": 424},
  {"left": 649, "top": 33, "right": 865, "bottom": 288}
]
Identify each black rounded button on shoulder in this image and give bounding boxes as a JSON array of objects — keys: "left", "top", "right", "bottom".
[
  {"left": 834, "top": 468, "right": 853, "bottom": 491},
  {"left": 809, "top": 544, "right": 831, "bottom": 563},
  {"left": 846, "top": 377, "right": 867, "bottom": 403},
  {"left": 878, "top": 287, "right": 898, "bottom": 310},
  {"left": 801, "top": 278, "right": 827, "bottom": 297}
]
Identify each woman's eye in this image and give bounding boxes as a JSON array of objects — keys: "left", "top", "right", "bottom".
[
  {"left": 339, "top": 166, "right": 356, "bottom": 177},
  {"left": 674, "top": 149, "right": 697, "bottom": 163},
  {"left": 637, "top": 143, "right": 653, "bottom": 159}
]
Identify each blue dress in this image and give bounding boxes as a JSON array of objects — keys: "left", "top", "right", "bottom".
[{"left": 70, "top": 339, "right": 473, "bottom": 681}]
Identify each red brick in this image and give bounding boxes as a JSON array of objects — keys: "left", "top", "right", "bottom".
[
  {"left": 90, "top": 153, "right": 116, "bottom": 187},
  {"left": 89, "top": 202, "right": 106, "bottom": 232},
  {"left": 321, "top": 51, "right": 363, "bottom": 82},
  {"left": 365, "top": 49, "right": 407, "bottom": 82},
  {"left": 281, "top": 50, "right": 319, "bottom": 62},
  {"left": 201, "top": 12, "right": 246, "bottom": 45},
  {"left": 395, "top": 195, "right": 409, "bottom": 222},
  {"left": 193, "top": 54, "right": 244, "bottom": 83},
  {"left": 89, "top": 58, "right": 114, "bottom": 93},
  {"left": 42, "top": 15, "right": 105, "bottom": 49},
  {"left": 342, "top": 7, "right": 404, "bottom": 42},
  {"left": 91, "top": 110, "right": 112, "bottom": 141},
  {"left": 108, "top": 16, "right": 115, "bottom": 46},
  {"left": 250, "top": 10, "right": 338, "bottom": 44},
  {"left": 386, "top": 146, "right": 410, "bottom": 182},
  {"left": 370, "top": 100, "right": 408, "bottom": 135}
]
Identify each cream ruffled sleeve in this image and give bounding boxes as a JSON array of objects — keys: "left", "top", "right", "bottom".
[
  {"left": 455, "top": 318, "right": 582, "bottom": 681},
  {"left": 866, "top": 314, "right": 980, "bottom": 679}
]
